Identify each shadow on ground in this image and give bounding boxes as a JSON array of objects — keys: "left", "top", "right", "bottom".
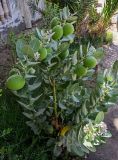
[{"left": 102, "top": 44, "right": 118, "bottom": 68}]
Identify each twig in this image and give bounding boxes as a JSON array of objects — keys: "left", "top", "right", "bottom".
[{"left": 52, "top": 79, "right": 58, "bottom": 118}]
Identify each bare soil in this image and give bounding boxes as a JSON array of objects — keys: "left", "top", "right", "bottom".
[
  {"left": 103, "top": 44, "right": 118, "bottom": 68},
  {"left": 0, "top": 46, "right": 13, "bottom": 87}
]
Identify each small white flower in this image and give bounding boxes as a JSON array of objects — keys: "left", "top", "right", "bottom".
[
  {"left": 99, "top": 122, "right": 108, "bottom": 134},
  {"left": 34, "top": 52, "right": 40, "bottom": 61},
  {"left": 83, "top": 124, "right": 90, "bottom": 133}
]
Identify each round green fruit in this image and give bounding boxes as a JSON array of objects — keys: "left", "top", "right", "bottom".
[
  {"left": 51, "top": 17, "right": 60, "bottom": 29},
  {"left": 59, "top": 50, "right": 69, "bottom": 59},
  {"left": 105, "top": 31, "right": 113, "bottom": 44},
  {"left": 63, "top": 23, "right": 74, "bottom": 36},
  {"left": 52, "top": 25, "right": 63, "bottom": 40},
  {"left": 84, "top": 56, "right": 97, "bottom": 68},
  {"left": 94, "top": 48, "right": 104, "bottom": 59},
  {"left": 39, "top": 47, "right": 47, "bottom": 60},
  {"left": 75, "top": 65, "right": 87, "bottom": 77},
  {"left": 6, "top": 74, "right": 25, "bottom": 91}
]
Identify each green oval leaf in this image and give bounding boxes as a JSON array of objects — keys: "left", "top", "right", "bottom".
[
  {"left": 95, "top": 111, "right": 104, "bottom": 124},
  {"left": 29, "top": 38, "right": 40, "bottom": 53},
  {"left": 16, "top": 39, "right": 26, "bottom": 59},
  {"left": 22, "top": 45, "right": 34, "bottom": 58}
]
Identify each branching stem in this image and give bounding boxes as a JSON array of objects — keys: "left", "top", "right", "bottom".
[{"left": 52, "top": 79, "right": 58, "bottom": 118}]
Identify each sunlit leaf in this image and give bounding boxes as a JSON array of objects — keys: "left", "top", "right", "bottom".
[{"left": 95, "top": 111, "right": 104, "bottom": 124}]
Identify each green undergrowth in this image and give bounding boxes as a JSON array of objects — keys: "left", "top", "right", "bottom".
[
  {"left": 0, "top": 91, "right": 45, "bottom": 160},
  {"left": 0, "top": 91, "right": 84, "bottom": 160}
]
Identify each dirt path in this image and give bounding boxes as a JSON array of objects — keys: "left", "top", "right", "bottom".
[{"left": 102, "top": 44, "right": 118, "bottom": 68}]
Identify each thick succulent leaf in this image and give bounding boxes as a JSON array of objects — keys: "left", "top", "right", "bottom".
[
  {"left": 60, "top": 7, "right": 70, "bottom": 20},
  {"left": 28, "top": 82, "right": 41, "bottom": 91},
  {"left": 80, "top": 143, "right": 90, "bottom": 154},
  {"left": 61, "top": 34, "right": 75, "bottom": 42},
  {"left": 23, "top": 112, "right": 33, "bottom": 120},
  {"left": 12, "top": 91, "right": 28, "bottom": 99},
  {"left": 30, "top": 95, "right": 42, "bottom": 104},
  {"left": 57, "top": 42, "right": 70, "bottom": 55},
  {"left": 29, "top": 38, "right": 40, "bottom": 53},
  {"left": 82, "top": 101, "right": 88, "bottom": 116},
  {"left": 26, "top": 121, "right": 39, "bottom": 135},
  {"left": 17, "top": 101, "right": 33, "bottom": 111},
  {"left": 16, "top": 39, "right": 26, "bottom": 59},
  {"left": 72, "top": 95, "right": 80, "bottom": 103},
  {"left": 87, "top": 46, "right": 96, "bottom": 56},
  {"left": 25, "top": 74, "right": 36, "bottom": 79},
  {"left": 95, "top": 111, "right": 104, "bottom": 124},
  {"left": 27, "top": 61, "right": 40, "bottom": 66},
  {"left": 35, "top": 28, "right": 42, "bottom": 40},
  {"left": 85, "top": 144, "right": 96, "bottom": 153},
  {"left": 71, "top": 143, "right": 85, "bottom": 157},
  {"left": 72, "top": 51, "right": 78, "bottom": 65},
  {"left": 53, "top": 145, "right": 62, "bottom": 157},
  {"left": 59, "top": 102, "right": 66, "bottom": 109},
  {"left": 34, "top": 108, "right": 46, "bottom": 117},
  {"left": 22, "top": 45, "right": 34, "bottom": 58}
]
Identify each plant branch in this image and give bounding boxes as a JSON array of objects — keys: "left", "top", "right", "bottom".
[{"left": 52, "top": 79, "right": 58, "bottom": 118}]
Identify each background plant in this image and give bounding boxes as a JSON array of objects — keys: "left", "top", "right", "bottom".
[
  {"left": 79, "top": 0, "right": 118, "bottom": 44},
  {"left": 28, "top": 0, "right": 60, "bottom": 29},
  {"left": 0, "top": 90, "right": 50, "bottom": 160},
  {"left": 47, "top": 0, "right": 118, "bottom": 46}
]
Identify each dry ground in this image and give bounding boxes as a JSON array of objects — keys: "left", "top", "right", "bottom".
[{"left": 0, "top": 46, "right": 13, "bottom": 87}]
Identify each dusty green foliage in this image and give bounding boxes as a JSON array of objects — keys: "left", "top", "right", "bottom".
[
  {"left": 47, "top": 0, "right": 98, "bottom": 22},
  {"left": 43, "top": 2, "right": 60, "bottom": 24},
  {"left": 28, "top": 0, "right": 60, "bottom": 29},
  {"left": 64, "top": 0, "right": 97, "bottom": 22},
  {"left": 6, "top": 7, "right": 118, "bottom": 159}
]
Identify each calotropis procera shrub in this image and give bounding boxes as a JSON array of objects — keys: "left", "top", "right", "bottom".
[{"left": 6, "top": 7, "right": 118, "bottom": 159}]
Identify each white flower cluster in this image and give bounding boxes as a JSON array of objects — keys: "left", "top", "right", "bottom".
[
  {"left": 83, "top": 122, "right": 111, "bottom": 148},
  {"left": 96, "top": 122, "right": 108, "bottom": 136}
]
